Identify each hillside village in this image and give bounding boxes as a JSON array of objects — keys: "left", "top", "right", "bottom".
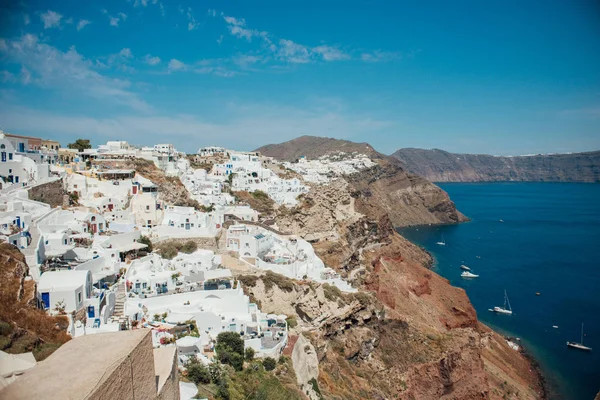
[{"left": 0, "top": 131, "right": 375, "bottom": 399}]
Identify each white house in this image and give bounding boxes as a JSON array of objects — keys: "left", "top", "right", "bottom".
[{"left": 38, "top": 270, "right": 93, "bottom": 313}]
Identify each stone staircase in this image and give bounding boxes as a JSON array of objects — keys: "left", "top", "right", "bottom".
[{"left": 112, "top": 283, "right": 126, "bottom": 317}]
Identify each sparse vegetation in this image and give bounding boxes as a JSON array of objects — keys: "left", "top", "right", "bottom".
[
  {"left": 286, "top": 316, "right": 298, "bottom": 329},
  {"left": 262, "top": 357, "right": 277, "bottom": 371},
  {"left": 155, "top": 239, "right": 198, "bottom": 259},
  {"left": 137, "top": 235, "right": 153, "bottom": 252}
]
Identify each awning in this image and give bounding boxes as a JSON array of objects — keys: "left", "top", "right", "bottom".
[{"left": 114, "top": 242, "right": 147, "bottom": 253}]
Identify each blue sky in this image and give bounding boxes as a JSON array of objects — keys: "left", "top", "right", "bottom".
[{"left": 0, "top": 0, "right": 599, "bottom": 155}]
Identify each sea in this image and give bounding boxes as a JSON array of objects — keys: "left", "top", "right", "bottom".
[{"left": 398, "top": 183, "right": 600, "bottom": 400}]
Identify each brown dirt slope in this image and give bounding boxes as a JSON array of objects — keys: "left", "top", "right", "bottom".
[{"left": 0, "top": 243, "right": 70, "bottom": 361}]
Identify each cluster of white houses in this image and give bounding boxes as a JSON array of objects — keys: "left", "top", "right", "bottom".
[
  {"left": 1, "top": 132, "right": 360, "bottom": 395},
  {"left": 283, "top": 152, "right": 376, "bottom": 184}
]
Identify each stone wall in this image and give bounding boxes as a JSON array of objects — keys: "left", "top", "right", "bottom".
[
  {"left": 157, "top": 349, "right": 180, "bottom": 400},
  {"left": 28, "top": 178, "right": 66, "bottom": 208},
  {"left": 88, "top": 332, "right": 157, "bottom": 400}
]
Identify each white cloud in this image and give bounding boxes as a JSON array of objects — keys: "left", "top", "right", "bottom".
[
  {"left": 65, "top": 17, "right": 73, "bottom": 24},
  {"left": 195, "top": 66, "right": 237, "bottom": 77},
  {"left": 20, "top": 66, "right": 31, "bottom": 84},
  {"left": 23, "top": 14, "right": 30, "bottom": 26},
  {"left": 217, "top": 35, "right": 223, "bottom": 45},
  {"left": 187, "top": 8, "right": 198, "bottom": 31},
  {"left": 277, "top": 39, "right": 311, "bottom": 63},
  {"left": 208, "top": 9, "right": 217, "bottom": 17},
  {"left": 313, "top": 45, "right": 350, "bottom": 61},
  {"left": 134, "top": 0, "right": 148, "bottom": 7},
  {"left": 1, "top": 70, "right": 15, "bottom": 83},
  {"left": 77, "top": 19, "right": 91, "bottom": 31},
  {"left": 108, "top": 12, "right": 127, "bottom": 26},
  {"left": 119, "top": 48, "right": 133, "bottom": 58},
  {"left": 0, "top": 34, "right": 150, "bottom": 112},
  {"left": 144, "top": 54, "right": 161, "bottom": 65},
  {"left": 223, "top": 15, "right": 261, "bottom": 41},
  {"left": 40, "top": 10, "right": 62, "bottom": 29},
  {"left": 168, "top": 59, "right": 186, "bottom": 71}
]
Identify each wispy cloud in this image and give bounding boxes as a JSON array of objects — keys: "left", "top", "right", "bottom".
[
  {"left": 0, "top": 34, "right": 150, "bottom": 112},
  {"left": 168, "top": 59, "right": 187, "bottom": 71},
  {"left": 187, "top": 8, "right": 198, "bottom": 31},
  {"left": 106, "top": 11, "right": 127, "bottom": 27},
  {"left": 360, "top": 50, "right": 401, "bottom": 63},
  {"left": 40, "top": 10, "right": 62, "bottom": 29},
  {"left": 219, "top": 14, "right": 382, "bottom": 66},
  {"left": 23, "top": 14, "right": 30, "bottom": 26},
  {"left": 313, "top": 45, "right": 350, "bottom": 61},
  {"left": 77, "top": 19, "right": 91, "bottom": 31},
  {"left": 144, "top": 54, "right": 161, "bottom": 65}
]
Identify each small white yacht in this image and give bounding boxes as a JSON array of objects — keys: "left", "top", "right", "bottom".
[
  {"left": 567, "top": 323, "right": 592, "bottom": 351},
  {"left": 436, "top": 234, "right": 446, "bottom": 246},
  {"left": 460, "top": 265, "right": 471, "bottom": 271},
  {"left": 490, "top": 290, "right": 512, "bottom": 315},
  {"left": 461, "top": 271, "right": 479, "bottom": 278}
]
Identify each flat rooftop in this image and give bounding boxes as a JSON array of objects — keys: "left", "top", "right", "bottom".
[{"left": 0, "top": 329, "right": 150, "bottom": 399}]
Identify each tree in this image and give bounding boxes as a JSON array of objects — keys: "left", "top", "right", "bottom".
[
  {"left": 185, "top": 358, "right": 211, "bottom": 385},
  {"left": 216, "top": 331, "right": 245, "bottom": 371},
  {"left": 262, "top": 357, "right": 277, "bottom": 371},
  {"left": 67, "top": 139, "right": 91, "bottom": 152},
  {"left": 137, "top": 235, "right": 153, "bottom": 252},
  {"left": 245, "top": 347, "right": 255, "bottom": 361}
]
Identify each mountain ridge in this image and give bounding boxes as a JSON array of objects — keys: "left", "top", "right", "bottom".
[{"left": 392, "top": 148, "right": 600, "bottom": 182}]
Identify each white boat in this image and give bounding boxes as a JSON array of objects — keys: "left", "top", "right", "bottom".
[
  {"left": 436, "top": 234, "right": 446, "bottom": 246},
  {"left": 460, "top": 265, "right": 471, "bottom": 271},
  {"left": 491, "top": 290, "right": 512, "bottom": 315},
  {"left": 461, "top": 271, "right": 479, "bottom": 278},
  {"left": 567, "top": 323, "right": 592, "bottom": 351}
]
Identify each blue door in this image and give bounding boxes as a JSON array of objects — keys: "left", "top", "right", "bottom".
[
  {"left": 18, "top": 143, "right": 25, "bottom": 152},
  {"left": 41, "top": 292, "right": 50, "bottom": 309},
  {"left": 88, "top": 305, "right": 95, "bottom": 318}
]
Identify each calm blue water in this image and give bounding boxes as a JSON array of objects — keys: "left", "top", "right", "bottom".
[{"left": 398, "top": 183, "right": 600, "bottom": 400}]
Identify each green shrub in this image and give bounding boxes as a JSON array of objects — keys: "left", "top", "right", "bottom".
[
  {"left": 186, "top": 358, "right": 211, "bottom": 384},
  {"left": 262, "top": 357, "right": 277, "bottom": 371},
  {"left": 285, "top": 316, "right": 298, "bottom": 329},
  {"left": 137, "top": 235, "right": 153, "bottom": 252},
  {"left": 245, "top": 347, "right": 255, "bottom": 361},
  {"left": 322, "top": 283, "right": 343, "bottom": 302},
  {"left": 180, "top": 240, "right": 198, "bottom": 254}
]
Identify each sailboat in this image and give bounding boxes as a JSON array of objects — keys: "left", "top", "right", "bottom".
[
  {"left": 567, "top": 323, "right": 592, "bottom": 351},
  {"left": 436, "top": 234, "right": 446, "bottom": 246},
  {"left": 490, "top": 290, "right": 512, "bottom": 315}
]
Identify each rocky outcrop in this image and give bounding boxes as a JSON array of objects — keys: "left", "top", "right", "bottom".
[
  {"left": 393, "top": 148, "right": 600, "bottom": 183},
  {"left": 28, "top": 179, "right": 66, "bottom": 208},
  {"left": 0, "top": 243, "right": 70, "bottom": 361},
  {"left": 346, "top": 159, "right": 468, "bottom": 227}
]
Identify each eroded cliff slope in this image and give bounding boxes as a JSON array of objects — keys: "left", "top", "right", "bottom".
[
  {"left": 252, "top": 136, "right": 544, "bottom": 399},
  {"left": 393, "top": 148, "right": 600, "bottom": 182}
]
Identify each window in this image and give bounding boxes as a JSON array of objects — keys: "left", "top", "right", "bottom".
[
  {"left": 8, "top": 153, "right": 12, "bottom": 160},
  {"left": 78, "top": 292, "right": 82, "bottom": 303},
  {"left": 146, "top": 205, "right": 150, "bottom": 210}
]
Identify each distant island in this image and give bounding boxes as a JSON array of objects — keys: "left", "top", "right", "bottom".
[{"left": 392, "top": 148, "right": 600, "bottom": 183}]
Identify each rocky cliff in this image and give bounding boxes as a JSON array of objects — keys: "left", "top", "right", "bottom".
[
  {"left": 392, "top": 148, "right": 600, "bottom": 183},
  {"left": 253, "top": 136, "right": 544, "bottom": 398}
]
